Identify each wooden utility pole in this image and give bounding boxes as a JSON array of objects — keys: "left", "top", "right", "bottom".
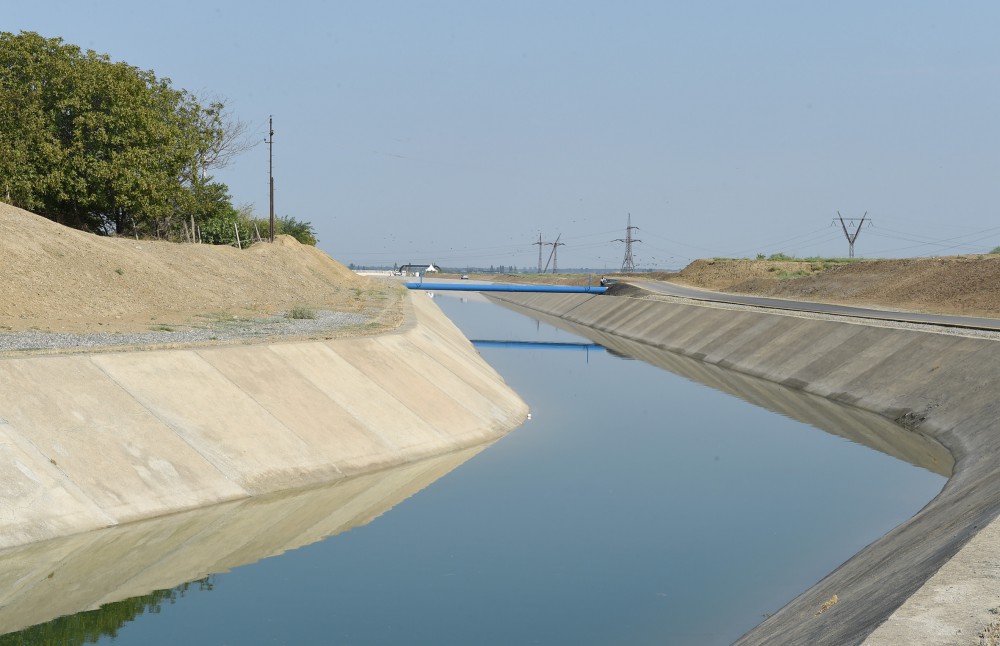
[{"left": 268, "top": 115, "right": 275, "bottom": 242}]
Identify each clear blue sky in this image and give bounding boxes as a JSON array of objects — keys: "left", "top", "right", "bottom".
[{"left": 8, "top": 1, "right": 1000, "bottom": 270}]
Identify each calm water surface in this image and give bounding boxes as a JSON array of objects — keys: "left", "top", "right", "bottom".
[{"left": 12, "top": 294, "right": 945, "bottom": 645}]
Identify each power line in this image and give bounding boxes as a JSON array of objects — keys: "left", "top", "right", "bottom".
[
  {"left": 865, "top": 223, "right": 1000, "bottom": 255},
  {"left": 871, "top": 223, "right": 1000, "bottom": 248},
  {"left": 725, "top": 226, "right": 842, "bottom": 257}
]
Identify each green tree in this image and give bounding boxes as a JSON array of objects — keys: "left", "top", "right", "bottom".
[
  {"left": 275, "top": 215, "right": 318, "bottom": 245},
  {"left": 195, "top": 183, "right": 246, "bottom": 245},
  {"left": 0, "top": 31, "right": 250, "bottom": 240}
]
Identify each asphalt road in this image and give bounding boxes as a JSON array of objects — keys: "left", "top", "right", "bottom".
[{"left": 631, "top": 280, "right": 1000, "bottom": 332}]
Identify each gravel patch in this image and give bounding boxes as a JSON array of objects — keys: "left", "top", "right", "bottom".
[{"left": 0, "top": 309, "right": 371, "bottom": 355}]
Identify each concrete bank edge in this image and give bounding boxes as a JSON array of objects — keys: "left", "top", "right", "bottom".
[
  {"left": 489, "top": 291, "right": 1000, "bottom": 646},
  {"left": 0, "top": 291, "right": 529, "bottom": 550}
]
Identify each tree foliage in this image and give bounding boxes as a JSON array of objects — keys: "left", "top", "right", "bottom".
[
  {"left": 0, "top": 31, "right": 251, "bottom": 239},
  {"left": 272, "top": 215, "right": 318, "bottom": 245},
  {"left": 0, "top": 577, "right": 214, "bottom": 646}
]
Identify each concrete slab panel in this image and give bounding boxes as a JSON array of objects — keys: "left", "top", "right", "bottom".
[
  {"left": 376, "top": 336, "right": 512, "bottom": 424},
  {"left": 0, "top": 356, "right": 246, "bottom": 524},
  {"left": 268, "top": 342, "right": 448, "bottom": 453},
  {"left": 331, "top": 336, "right": 497, "bottom": 439},
  {"left": 0, "top": 422, "right": 111, "bottom": 548},
  {"left": 91, "top": 350, "right": 335, "bottom": 494},
  {"left": 197, "top": 346, "right": 394, "bottom": 475}
]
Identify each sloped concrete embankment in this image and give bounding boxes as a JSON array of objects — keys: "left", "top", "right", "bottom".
[
  {"left": 0, "top": 292, "right": 528, "bottom": 550},
  {"left": 489, "top": 291, "right": 1000, "bottom": 646}
]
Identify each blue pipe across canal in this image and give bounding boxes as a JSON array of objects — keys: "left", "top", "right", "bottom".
[
  {"left": 406, "top": 282, "right": 608, "bottom": 294},
  {"left": 470, "top": 340, "right": 606, "bottom": 351}
]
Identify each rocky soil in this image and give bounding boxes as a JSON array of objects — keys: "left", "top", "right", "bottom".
[{"left": 0, "top": 203, "right": 404, "bottom": 337}]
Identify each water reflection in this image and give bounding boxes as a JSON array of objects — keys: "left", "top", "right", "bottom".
[
  {"left": 492, "top": 297, "right": 953, "bottom": 477},
  {"left": 0, "top": 445, "right": 488, "bottom": 640},
  {"left": 0, "top": 578, "right": 213, "bottom": 646}
]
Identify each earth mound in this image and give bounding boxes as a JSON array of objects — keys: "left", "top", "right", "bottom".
[
  {"left": 671, "top": 256, "right": 1000, "bottom": 317},
  {"left": 0, "top": 203, "right": 401, "bottom": 333}
]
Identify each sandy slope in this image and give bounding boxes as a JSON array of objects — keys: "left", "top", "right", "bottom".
[{"left": 0, "top": 203, "right": 402, "bottom": 334}]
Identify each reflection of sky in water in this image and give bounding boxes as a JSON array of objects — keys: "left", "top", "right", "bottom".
[{"left": 75, "top": 295, "right": 944, "bottom": 646}]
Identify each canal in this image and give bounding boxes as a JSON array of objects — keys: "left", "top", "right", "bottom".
[{"left": 1, "top": 293, "right": 946, "bottom": 644}]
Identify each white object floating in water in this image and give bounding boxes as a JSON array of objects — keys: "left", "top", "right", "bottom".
[{"left": 527, "top": 413, "right": 532, "bottom": 420}]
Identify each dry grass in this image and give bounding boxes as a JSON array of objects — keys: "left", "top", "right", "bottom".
[{"left": 815, "top": 594, "right": 839, "bottom": 616}]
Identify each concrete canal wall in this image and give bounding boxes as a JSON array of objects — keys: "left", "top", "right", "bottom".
[
  {"left": 490, "top": 291, "right": 1000, "bottom": 646},
  {"left": 0, "top": 292, "right": 528, "bottom": 550}
]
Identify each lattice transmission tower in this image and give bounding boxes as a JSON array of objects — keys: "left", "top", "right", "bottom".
[
  {"left": 532, "top": 232, "right": 545, "bottom": 273},
  {"left": 614, "top": 214, "right": 641, "bottom": 273}
]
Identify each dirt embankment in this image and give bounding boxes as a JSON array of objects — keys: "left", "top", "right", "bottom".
[
  {"left": 671, "top": 256, "right": 1000, "bottom": 318},
  {"left": 0, "top": 203, "right": 403, "bottom": 334},
  {"left": 8, "top": 198, "right": 997, "bottom": 331},
  {"left": 455, "top": 257, "right": 1000, "bottom": 318}
]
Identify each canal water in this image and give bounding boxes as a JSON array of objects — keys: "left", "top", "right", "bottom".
[{"left": 3, "top": 294, "right": 945, "bottom": 645}]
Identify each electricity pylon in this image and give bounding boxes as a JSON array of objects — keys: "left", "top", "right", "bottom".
[
  {"left": 834, "top": 211, "right": 871, "bottom": 258},
  {"left": 614, "top": 214, "right": 641, "bottom": 273},
  {"left": 532, "top": 232, "right": 544, "bottom": 273},
  {"left": 543, "top": 234, "right": 564, "bottom": 273}
]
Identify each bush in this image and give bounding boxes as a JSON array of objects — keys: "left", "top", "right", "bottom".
[
  {"left": 286, "top": 306, "right": 317, "bottom": 320},
  {"left": 252, "top": 215, "right": 318, "bottom": 246},
  {"left": 200, "top": 200, "right": 251, "bottom": 246}
]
